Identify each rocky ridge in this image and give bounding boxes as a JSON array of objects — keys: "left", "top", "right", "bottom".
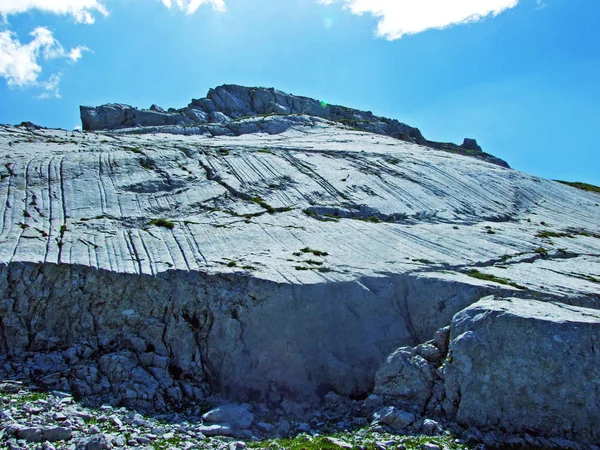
[
  {"left": 80, "top": 85, "right": 508, "bottom": 168},
  {"left": 1, "top": 90, "right": 600, "bottom": 448}
]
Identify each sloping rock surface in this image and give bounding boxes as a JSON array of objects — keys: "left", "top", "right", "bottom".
[
  {"left": 80, "top": 84, "right": 508, "bottom": 167},
  {"left": 1, "top": 112, "right": 600, "bottom": 445}
]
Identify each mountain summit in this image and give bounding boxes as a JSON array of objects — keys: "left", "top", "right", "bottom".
[{"left": 81, "top": 84, "right": 508, "bottom": 167}]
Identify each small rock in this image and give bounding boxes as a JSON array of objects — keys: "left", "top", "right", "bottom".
[
  {"left": 112, "top": 435, "right": 126, "bottom": 447},
  {"left": 433, "top": 326, "right": 450, "bottom": 352},
  {"left": 325, "top": 437, "right": 353, "bottom": 448},
  {"left": 43, "top": 427, "right": 72, "bottom": 442},
  {"left": 0, "top": 382, "right": 22, "bottom": 394},
  {"left": 196, "top": 424, "right": 235, "bottom": 437},
  {"left": 420, "top": 419, "right": 443, "bottom": 436},
  {"left": 421, "top": 443, "right": 442, "bottom": 450},
  {"left": 84, "top": 434, "right": 113, "bottom": 450},
  {"left": 275, "top": 419, "right": 291, "bottom": 435},
  {"left": 373, "top": 406, "right": 416, "bottom": 431},
  {"left": 17, "top": 427, "right": 42, "bottom": 443},
  {"left": 109, "top": 415, "right": 123, "bottom": 428},
  {"left": 296, "top": 422, "right": 310, "bottom": 432},
  {"left": 257, "top": 422, "right": 275, "bottom": 433},
  {"left": 53, "top": 412, "right": 67, "bottom": 421},
  {"left": 202, "top": 404, "right": 253, "bottom": 429},
  {"left": 51, "top": 391, "right": 71, "bottom": 399},
  {"left": 228, "top": 442, "right": 247, "bottom": 450}
]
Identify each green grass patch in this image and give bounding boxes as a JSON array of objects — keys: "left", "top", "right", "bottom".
[
  {"left": 300, "top": 247, "right": 329, "bottom": 257},
  {"left": 536, "top": 230, "right": 572, "bottom": 239},
  {"left": 467, "top": 270, "right": 525, "bottom": 289},
  {"left": 149, "top": 218, "right": 175, "bottom": 230},
  {"left": 248, "top": 433, "right": 471, "bottom": 450},
  {"left": 249, "top": 196, "right": 276, "bottom": 214},
  {"left": 557, "top": 180, "right": 600, "bottom": 194},
  {"left": 362, "top": 216, "right": 381, "bottom": 223},
  {"left": 151, "top": 435, "right": 185, "bottom": 450},
  {"left": 304, "top": 259, "right": 324, "bottom": 266},
  {"left": 140, "top": 159, "right": 154, "bottom": 170}
]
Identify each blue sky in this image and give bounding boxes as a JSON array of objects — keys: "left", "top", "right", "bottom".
[{"left": 1, "top": 0, "right": 599, "bottom": 185}]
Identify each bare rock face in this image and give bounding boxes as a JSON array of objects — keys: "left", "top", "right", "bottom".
[
  {"left": 80, "top": 84, "right": 508, "bottom": 167},
  {"left": 2, "top": 93, "right": 600, "bottom": 445},
  {"left": 443, "top": 296, "right": 600, "bottom": 443}
]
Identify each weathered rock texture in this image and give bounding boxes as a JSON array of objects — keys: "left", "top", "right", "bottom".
[
  {"left": 372, "top": 296, "right": 600, "bottom": 444},
  {"left": 2, "top": 89, "right": 600, "bottom": 445},
  {"left": 443, "top": 297, "right": 600, "bottom": 443},
  {"left": 80, "top": 84, "right": 508, "bottom": 167}
]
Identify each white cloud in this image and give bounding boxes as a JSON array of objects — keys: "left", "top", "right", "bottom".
[
  {"left": 319, "top": 0, "right": 520, "bottom": 40},
  {"left": 0, "top": 0, "right": 108, "bottom": 24},
  {"left": 0, "top": 26, "right": 88, "bottom": 97},
  {"left": 68, "top": 45, "right": 88, "bottom": 62},
  {"left": 161, "top": 0, "right": 226, "bottom": 14},
  {"left": 38, "top": 72, "right": 61, "bottom": 98}
]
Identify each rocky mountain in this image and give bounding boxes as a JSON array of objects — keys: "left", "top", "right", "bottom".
[
  {"left": 80, "top": 84, "right": 508, "bottom": 168},
  {"left": 1, "top": 86, "right": 600, "bottom": 448}
]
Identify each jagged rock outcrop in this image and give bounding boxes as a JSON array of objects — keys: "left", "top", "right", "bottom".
[
  {"left": 80, "top": 84, "right": 508, "bottom": 167},
  {"left": 2, "top": 94, "right": 600, "bottom": 446}
]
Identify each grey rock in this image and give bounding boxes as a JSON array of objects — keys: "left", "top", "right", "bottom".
[
  {"left": 2, "top": 95, "right": 600, "bottom": 449},
  {"left": 373, "top": 347, "right": 434, "bottom": 412},
  {"left": 196, "top": 424, "right": 235, "bottom": 437},
  {"left": 0, "top": 382, "right": 22, "bottom": 394},
  {"left": 79, "top": 84, "right": 508, "bottom": 167},
  {"left": 325, "top": 437, "right": 353, "bottom": 448},
  {"left": 42, "top": 427, "right": 72, "bottom": 442},
  {"left": 372, "top": 407, "right": 416, "bottom": 431},
  {"left": 82, "top": 434, "right": 113, "bottom": 450},
  {"left": 420, "top": 419, "right": 443, "bottom": 436},
  {"left": 443, "top": 296, "right": 600, "bottom": 443},
  {"left": 275, "top": 419, "right": 291, "bottom": 435},
  {"left": 415, "top": 343, "right": 443, "bottom": 364},
  {"left": 433, "top": 327, "right": 450, "bottom": 353},
  {"left": 461, "top": 138, "right": 482, "bottom": 152},
  {"left": 202, "top": 404, "right": 253, "bottom": 429},
  {"left": 421, "top": 444, "right": 442, "bottom": 450},
  {"left": 256, "top": 422, "right": 275, "bottom": 433},
  {"left": 17, "top": 427, "right": 42, "bottom": 442}
]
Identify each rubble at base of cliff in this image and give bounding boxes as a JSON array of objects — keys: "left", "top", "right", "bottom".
[{"left": 1, "top": 382, "right": 595, "bottom": 450}]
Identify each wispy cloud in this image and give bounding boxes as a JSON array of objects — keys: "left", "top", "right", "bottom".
[
  {"left": 319, "top": 0, "right": 520, "bottom": 40},
  {"left": 0, "top": 27, "right": 89, "bottom": 97},
  {"left": 161, "top": 0, "right": 226, "bottom": 14},
  {"left": 0, "top": 0, "right": 108, "bottom": 24}
]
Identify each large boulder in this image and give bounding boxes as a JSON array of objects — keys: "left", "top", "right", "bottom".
[
  {"left": 373, "top": 347, "right": 434, "bottom": 413},
  {"left": 443, "top": 296, "right": 600, "bottom": 443},
  {"left": 80, "top": 104, "right": 136, "bottom": 131}
]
